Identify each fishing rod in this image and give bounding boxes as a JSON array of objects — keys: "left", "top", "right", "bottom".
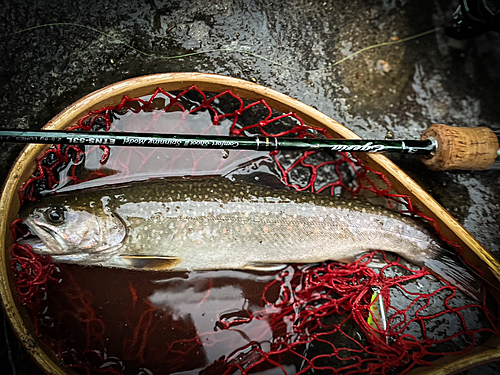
[
  {"left": 0, "top": 129, "right": 437, "bottom": 154},
  {"left": 0, "top": 124, "right": 498, "bottom": 171}
]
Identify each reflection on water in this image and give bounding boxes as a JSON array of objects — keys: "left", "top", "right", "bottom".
[
  {"left": 34, "top": 253, "right": 497, "bottom": 375},
  {"left": 40, "top": 264, "right": 299, "bottom": 374}
]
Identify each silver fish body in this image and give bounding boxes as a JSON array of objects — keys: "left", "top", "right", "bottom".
[{"left": 20, "top": 177, "right": 481, "bottom": 298}]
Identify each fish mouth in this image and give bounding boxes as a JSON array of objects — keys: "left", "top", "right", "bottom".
[
  {"left": 17, "top": 233, "right": 49, "bottom": 253},
  {"left": 19, "top": 220, "right": 70, "bottom": 255}
]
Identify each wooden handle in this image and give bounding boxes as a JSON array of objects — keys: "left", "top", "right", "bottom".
[{"left": 420, "top": 124, "right": 499, "bottom": 171}]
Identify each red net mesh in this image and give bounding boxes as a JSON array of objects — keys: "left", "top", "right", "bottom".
[{"left": 9, "top": 86, "right": 499, "bottom": 374}]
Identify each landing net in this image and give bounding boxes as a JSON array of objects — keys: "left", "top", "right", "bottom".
[{"left": 9, "top": 86, "right": 499, "bottom": 374}]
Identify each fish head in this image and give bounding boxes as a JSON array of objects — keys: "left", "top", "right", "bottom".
[{"left": 19, "top": 194, "right": 126, "bottom": 263}]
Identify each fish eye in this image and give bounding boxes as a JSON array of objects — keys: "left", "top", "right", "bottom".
[{"left": 44, "top": 206, "right": 66, "bottom": 225}]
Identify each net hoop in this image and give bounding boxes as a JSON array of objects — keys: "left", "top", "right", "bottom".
[{"left": 0, "top": 73, "right": 499, "bottom": 375}]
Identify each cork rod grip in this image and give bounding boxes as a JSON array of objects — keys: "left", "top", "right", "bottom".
[{"left": 420, "top": 124, "right": 499, "bottom": 171}]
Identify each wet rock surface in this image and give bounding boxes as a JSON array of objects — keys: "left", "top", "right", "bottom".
[{"left": 1, "top": 0, "right": 499, "bottom": 374}]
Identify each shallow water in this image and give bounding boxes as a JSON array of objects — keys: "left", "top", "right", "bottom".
[
  {"left": 31, "top": 257, "right": 496, "bottom": 375},
  {"left": 56, "top": 107, "right": 271, "bottom": 190},
  {"left": 40, "top": 265, "right": 286, "bottom": 374},
  {"left": 1, "top": 0, "right": 500, "bottom": 373}
]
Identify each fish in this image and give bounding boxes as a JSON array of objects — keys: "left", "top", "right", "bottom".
[{"left": 19, "top": 177, "right": 482, "bottom": 299}]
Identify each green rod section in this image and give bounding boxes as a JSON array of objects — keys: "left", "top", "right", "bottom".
[{"left": 0, "top": 130, "right": 437, "bottom": 155}]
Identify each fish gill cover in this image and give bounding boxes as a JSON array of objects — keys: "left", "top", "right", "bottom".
[{"left": 9, "top": 86, "right": 499, "bottom": 374}]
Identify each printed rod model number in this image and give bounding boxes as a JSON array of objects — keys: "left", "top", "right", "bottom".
[{"left": 66, "top": 137, "right": 116, "bottom": 145}]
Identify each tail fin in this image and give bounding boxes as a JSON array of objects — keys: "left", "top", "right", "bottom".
[{"left": 423, "top": 250, "right": 484, "bottom": 301}]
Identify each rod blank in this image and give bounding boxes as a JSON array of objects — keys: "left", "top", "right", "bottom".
[{"left": 0, "top": 130, "right": 437, "bottom": 155}]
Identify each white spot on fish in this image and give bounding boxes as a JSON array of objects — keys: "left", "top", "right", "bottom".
[{"left": 101, "top": 196, "right": 113, "bottom": 215}]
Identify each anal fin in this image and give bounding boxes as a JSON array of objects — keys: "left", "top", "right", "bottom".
[{"left": 243, "top": 262, "right": 288, "bottom": 272}]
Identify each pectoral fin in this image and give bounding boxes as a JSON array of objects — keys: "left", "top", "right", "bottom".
[{"left": 121, "top": 255, "right": 182, "bottom": 270}]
